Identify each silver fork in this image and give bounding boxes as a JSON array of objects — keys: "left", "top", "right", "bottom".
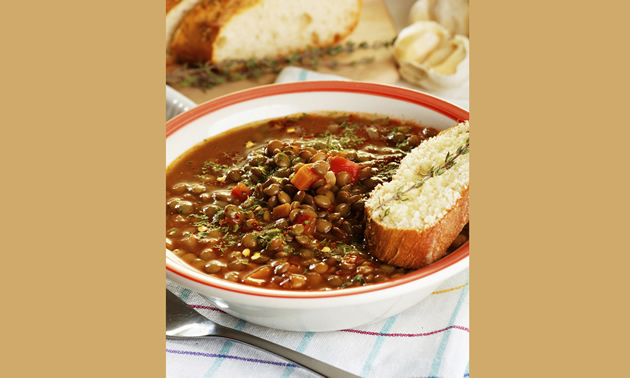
[{"left": 166, "top": 289, "right": 360, "bottom": 378}]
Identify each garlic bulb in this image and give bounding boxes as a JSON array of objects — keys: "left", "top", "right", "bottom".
[
  {"left": 394, "top": 21, "right": 469, "bottom": 90},
  {"left": 409, "top": 0, "right": 469, "bottom": 37}
]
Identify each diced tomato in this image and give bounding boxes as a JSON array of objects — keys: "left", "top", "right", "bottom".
[
  {"left": 329, "top": 157, "right": 360, "bottom": 184},
  {"left": 294, "top": 214, "right": 315, "bottom": 235},
  {"left": 290, "top": 164, "right": 323, "bottom": 191},
  {"left": 222, "top": 212, "right": 242, "bottom": 226},
  {"left": 231, "top": 182, "right": 252, "bottom": 200}
]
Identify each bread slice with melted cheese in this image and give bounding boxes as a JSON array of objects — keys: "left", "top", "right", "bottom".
[
  {"left": 166, "top": 0, "right": 362, "bottom": 63},
  {"left": 364, "top": 121, "right": 469, "bottom": 269}
]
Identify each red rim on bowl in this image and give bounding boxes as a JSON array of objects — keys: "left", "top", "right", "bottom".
[{"left": 166, "top": 81, "right": 469, "bottom": 299}]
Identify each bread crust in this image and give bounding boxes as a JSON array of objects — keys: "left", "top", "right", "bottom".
[
  {"left": 166, "top": 0, "right": 181, "bottom": 14},
  {"left": 168, "top": 0, "right": 361, "bottom": 63},
  {"left": 170, "top": 0, "right": 256, "bottom": 63},
  {"left": 365, "top": 186, "right": 469, "bottom": 269}
]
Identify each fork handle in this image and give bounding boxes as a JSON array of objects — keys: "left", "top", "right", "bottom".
[{"left": 171, "top": 328, "right": 360, "bottom": 378}]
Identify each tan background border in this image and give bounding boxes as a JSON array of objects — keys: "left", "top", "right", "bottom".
[
  {"left": 3, "top": 0, "right": 629, "bottom": 377},
  {"left": 471, "top": 0, "right": 630, "bottom": 377},
  {"left": 2, "top": 0, "right": 164, "bottom": 376}
]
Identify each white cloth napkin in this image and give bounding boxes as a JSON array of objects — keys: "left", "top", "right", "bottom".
[{"left": 166, "top": 67, "right": 470, "bottom": 378}]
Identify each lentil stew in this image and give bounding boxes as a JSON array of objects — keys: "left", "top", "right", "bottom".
[{"left": 166, "top": 112, "right": 469, "bottom": 291}]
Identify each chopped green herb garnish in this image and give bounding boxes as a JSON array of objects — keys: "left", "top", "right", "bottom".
[
  {"left": 201, "top": 160, "right": 229, "bottom": 175},
  {"left": 353, "top": 274, "right": 366, "bottom": 284}
]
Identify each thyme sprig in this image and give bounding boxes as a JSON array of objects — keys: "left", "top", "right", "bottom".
[
  {"left": 166, "top": 39, "right": 396, "bottom": 89},
  {"left": 376, "top": 138, "right": 470, "bottom": 215}
]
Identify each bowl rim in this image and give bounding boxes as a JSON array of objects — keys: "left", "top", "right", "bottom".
[
  {"left": 166, "top": 81, "right": 469, "bottom": 137},
  {"left": 166, "top": 80, "right": 469, "bottom": 299}
]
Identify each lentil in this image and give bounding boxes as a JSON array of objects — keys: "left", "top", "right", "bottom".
[{"left": 166, "top": 112, "right": 469, "bottom": 291}]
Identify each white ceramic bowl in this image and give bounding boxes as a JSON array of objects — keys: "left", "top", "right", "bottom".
[{"left": 166, "top": 81, "right": 469, "bottom": 332}]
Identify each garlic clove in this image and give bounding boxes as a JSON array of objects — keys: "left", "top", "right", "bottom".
[
  {"left": 394, "top": 21, "right": 469, "bottom": 90},
  {"left": 409, "top": 0, "right": 469, "bottom": 37},
  {"left": 423, "top": 40, "right": 459, "bottom": 70},
  {"left": 428, "top": 37, "right": 467, "bottom": 75},
  {"left": 397, "top": 29, "right": 443, "bottom": 63}
]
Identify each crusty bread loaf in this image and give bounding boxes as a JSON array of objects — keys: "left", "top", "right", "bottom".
[
  {"left": 166, "top": 0, "right": 362, "bottom": 63},
  {"left": 166, "top": 0, "right": 204, "bottom": 56},
  {"left": 364, "top": 121, "right": 469, "bottom": 269}
]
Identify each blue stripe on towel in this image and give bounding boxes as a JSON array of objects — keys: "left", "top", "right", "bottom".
[
  {"left": 361, "top": 315, "right": 399, "bottom": 377},
  {"left": 179, "top": 287, "right": 192, "bottom": 302},
  {"left": 429, "top": 284, "right": 469, "bottom": 376},
  {"left": 203, "top": 319, "right": 248, "bottom": 377},
  {"left": 281, "top": 332, "right": 315, "bottom": 377}
]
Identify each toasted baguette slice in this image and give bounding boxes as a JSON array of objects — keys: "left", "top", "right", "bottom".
[
  {"left": 364, "top": 121, "right": 469, "bottom": 269},
  {"left": 168, "top": 0, "right": 362, "bottom": 63}
]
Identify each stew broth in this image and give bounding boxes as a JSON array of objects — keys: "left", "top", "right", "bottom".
[{"left": 166, "top": 112, "right": 468, "bottom": 290}]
